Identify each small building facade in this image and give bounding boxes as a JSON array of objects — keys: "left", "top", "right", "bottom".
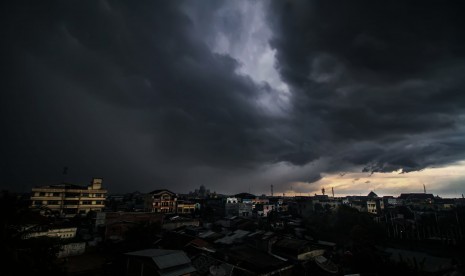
[{"left": 145, "top": 189, "right": 177, "bottom": 213}]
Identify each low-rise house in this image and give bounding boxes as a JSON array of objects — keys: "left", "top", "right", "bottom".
[
  {"left": 177, "top": 200, "right": 196, "bottom": 214},
  {"left": 289, "top": 197, "right": 314, "bottom": 218},
  {"left": 367, "top": 199, "right": 382, "bottom": 214},
  {"left": 100, "top": 212, "right": 164, "bottom": 240},
  {"left": 383, "top": 196, "right": 398, "bottom": 207},
  {"left": 125, "top": 249, "right": 196, "bottom": 276},
  {"left": 399, "top": 193, "right": 435, "bottom": 204},
  {"left": 145, "top": 189, "right": 177, "bottom": 213},
  {"left": 58, "top": 242, "right": 86, "bottom": 258},
  {"left": 215, "top": 229, "right": 250, "bottom": 245},
  {"left": 162, "top": 215, "right": 200, "bottom": 231},
  {"left": 254, "top": 204, "right": 275, "bottom": 217},
  {"left": 21, "top": 225, "right": 86, "bottom": 258},
  {"left": 273, "top": 238, "right": 324, "bottom": 261},
  {"left": 191, "top": 254, "right": 235, "bottom": 276},
  {"left": 238, "top": 202, "right": 253, "bottom": 217},
  {"left": 434, "top": 198, "right": 455, "bottom": 210},
  {"left": 216, "top": 216, "right": 243, "bottom": 228},
  {"left": 23, "top": 226, "right": 77, "bottom": 239},
  {"left": 246, "top": 231, "right": 277, "bottom": 253},
  {"left": 221, "top": 245, "right": 294, "bottom": 275},
  {"left": 225, "top": 197, "right": 239, "bottom": 216}
]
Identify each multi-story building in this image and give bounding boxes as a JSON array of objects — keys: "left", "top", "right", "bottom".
[
  {"left": 30, "top": 178, "right": 107, "bottom": 217},
  {"left": 145, "top": 189, "right": 177, "bottom": 213},
  {"left": 225, "top": 197, "right": 239, "bottom": 216}
]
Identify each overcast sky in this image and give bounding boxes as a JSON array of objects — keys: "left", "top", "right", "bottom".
[{"left": 1, "top": 0, "right": 465, "bottom": 197}]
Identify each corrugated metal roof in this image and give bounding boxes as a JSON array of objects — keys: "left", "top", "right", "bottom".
[
  {"left": 215, "top": 230, "right": 250, "bottom": 245},
  {"left": 159, "top": 264, "right": 196, "bottom": 276},
  {"left": 126, "top": 249, "right": 191, "bottom": 269},
  {"left": 126, "top": 248, "right": 175, "bottom": 257},
  {"left": 153, "top": 252, "right": 191, "bottom": 269}
]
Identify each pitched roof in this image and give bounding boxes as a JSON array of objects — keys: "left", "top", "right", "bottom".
[
  {"left": 149, "top": 189, "right": 176, "bottom": 195},
  {"left": 274, "top": 238, "right": 309, "bottom": 250},
  {"left": 125, "top": 249, "right": 192, "bottom": 270}
]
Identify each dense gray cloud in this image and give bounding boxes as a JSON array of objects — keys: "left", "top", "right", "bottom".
[
  {"left": 0, "top": 0, "right": 297, "bottom": 192},
  {"left": 267, "top": 0, "right": 465, "bottom": 173},
  {"left": 1, "top": 0, "right": 465, "bottom": 194}
]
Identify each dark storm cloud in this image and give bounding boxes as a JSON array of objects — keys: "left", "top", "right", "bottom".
[
  {"left": 266, "top": 0, "right": 465, "bottom": 172},
  {"left": 0, "top": 0, "right": 298, "bottom": 192},
  {"left": 2, "top": 0, "right": 465, "bottom": 194}
]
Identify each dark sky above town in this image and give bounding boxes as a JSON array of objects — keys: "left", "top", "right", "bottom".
[{"left": 2, "top": 0, "right": 465, "bottom": 196}]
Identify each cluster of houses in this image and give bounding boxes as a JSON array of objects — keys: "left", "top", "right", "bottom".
[
  {"left": 29, "top": 177, "right": 464, "bottom": 220},
  {"left": 290, "top": 191, "right": 463, "bottom": 218},
  {"left": 17, "top": 178, "right": 464, "bottom": 275}
]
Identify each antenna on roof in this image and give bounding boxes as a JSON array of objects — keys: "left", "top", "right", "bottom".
[
  {"left": 332, "top": 187, "right": 334, "bottom": 197},
  {"left": 271, "top": 184, "right": 274, "bottom": 197},
  {"left": 423, "top": 183, "right": 426, "bottom": 194}
]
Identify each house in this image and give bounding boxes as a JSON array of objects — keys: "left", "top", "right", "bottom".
[
  {"left": 99, "top": 212, "right": 164, "bottom": 240},
  {"left": 225, "top": 197, "right": 239, "bottom": 216},
  {"left": 21, "top": 226, "right": 86, "bottom": 258},
  {"left": 288, "top": 197, "right": 314, "bottom": 218},
  {"left": 22, "top": 226, "right": 77, "bottom": 239},
  {"left": 221, "top": 245, "right": 294, "bottom": 275},
  {"left": 238, "top": 202, "right": 253, "bottom": 217},
  {"left": 145, "top": 189, "right": 177, "bottom": 213},
  {"left": 254, "top": 204, "right": 275, "bottom": 217},
  {"left": 191, "top": 254, "right": 235, "bottom": 276},
  {"left": 383, "top": 196, "right": 398, "bottom": 207},
  {"left": 273, "top": 238, "right": 324, "bottom": 261},
  {"left": 399, "top": 193, "right": 435, "bottom": 204},
  {"left": 176, "top": 200, "right": 196, "bottom": 214},
  {"left": 162, "top": 215, "right": 200, "bottom": 231},
  {"left": 367, "top": 199, "right": 383, "bottom": 214},
  {"left": 125, "top": 249, "right": 196, "bottom": 276}
]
